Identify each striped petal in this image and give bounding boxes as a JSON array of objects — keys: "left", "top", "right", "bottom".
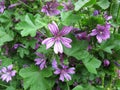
[
  {"left": 54, "top": 41, "right": 63, "bottom": 54},
  {"left": 61, "top": 37, "right": 72, "bottom": 48},
  {"left": 48, "top": 21, "right": 59, "bottom": 35},
  {"left": 60, "top": 26, "right": 73, "bottom": 36}
]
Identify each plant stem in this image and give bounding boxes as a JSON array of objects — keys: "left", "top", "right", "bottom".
[
  {"left": 0, "top": 83, "right": 8, "bottom": 88},
  {"left": 67, "top": 82, "right": 70, "bottom": 90},
  {"left": 18, "top": 0, "right": 34, "bottom": 11}
]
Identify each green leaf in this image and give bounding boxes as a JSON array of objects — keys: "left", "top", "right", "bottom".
[
  {"left": 61, "top": 11, "right": 81, "bottom": 25},
  {"left": 0, "top": 56, "right": 12, "bottom": 69},
  {"left": 110, "top": 0, "right": 120, "bottom": 19},
  {"left": 97, "top": 0, "right": 110, "bottom": 9},
  {"left": 64, "top": 35, "right": 101, "bottom": 74},
  {"left": 84, "top": 0, "right": 96, "bottom": 7},
  {"left": 72, "top": 85, "right": 83, "bottom": 90},
  {"left": 17, "top": 47, "right": 29, "bottom": 58},
  {"left": 15, "top": 14, "right": 46, "bottom": 37},
  {"left": 19, "top": 66, "right": 53, "bottom": 90},
  {"left": 6, "top": 86, "right": 15, "bottom": 90},
  {"left": 74, "top": 0, "right": 90, "bottom": 11},
  {"left": 0, "top": 27, "right": 13, "bottom": 46}
]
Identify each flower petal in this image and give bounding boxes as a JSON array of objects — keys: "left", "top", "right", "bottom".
[
  {"left": 48, "top": 21, "right": 59, "bottom": 35},
  {"left": 54, "top": 69, "right": 61, "bottom": 74},
  {"left": 7, "top": 65, "right": 13, "bottom": 71},
  {"left": 63, "top": 73, "right": 71, "bottom": 81},
  {"left": 60, "top": 26, "right": 73, "bottom": 36},
  {"left": 89, "top": 29, "right": 97, "bottom": 36},
  {"left": 96, "top": 35, "right": 102, "bottom": 43},
  {"left": 67, "top": 67, "right": 75, "bottom": 74},
  {"left": 52, "top": 59, "right": 58, "bottom": 69},
  {"left": 61, "top": 37, "right": 72, "bottom": 48},
  {"left": 42, "top": 38, "right": 53, "bottom": 45},
  {"left": 54, "top": 41, "right": 63, "bottom": 54},
  {"left": 59, "top": 74, "right": 65, "bottom": 81}
]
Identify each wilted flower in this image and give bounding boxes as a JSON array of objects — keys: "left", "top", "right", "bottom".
[
  {"left": 42, "top": 21, "right": 73, "bottom": 54},
  {"left": 41, "top": 1, "right": 60, "bottom": 16},
  {"left": 114, "top": 61, "right": 120, "bottom": 67},
  {"left": 103, "top": 59, "right": 110, "bottom": 67},
  {"left": 34, "top": 52, "right": 46, "bottom": 70},
  {"left": 75, "top": 31, "right": 90, "bottom": 41},
  {"left": 117, "top": 70, "right": 120, "bottom": 79},
  {"left": 93, "top": 10, "right": 100, "bottom": 16},
  {"left": 0, "top": 0, "right": 5, "bottom": 13},
  {"left": 89, "top": 23, "right": 110, "bottom": 43},
  {"left": 0, "top": 65, "right": 16, "bottom": 82},
  {"left": 52, "top": 59, "right": 75, "bottom": 81},
  {"left": 87, "top": 45, "right": 92, "bottom": 51},
  {"left": 62, "top": 0, "right": 74, "bottom": 11}
]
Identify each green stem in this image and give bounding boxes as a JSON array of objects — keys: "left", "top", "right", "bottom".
[
  {"left": 67, "top": 82, "right": 70, "bottom": 90},
  {"left": 102, "top": 74, "right": 105, "bottom": 88},
  {"left": 0, "top": 83, "right": 8, "bottom": 88},
  {"left": 18, "top": 0, "right": 34, "bottom": 11}
]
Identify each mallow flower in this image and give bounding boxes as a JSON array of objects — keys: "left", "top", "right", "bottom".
[
  {"left": 0, "top": 0, "right": 5, "bottom": 13},
  {"left": 62, "top": 0, "right": 74, "bottom": 11},
  {"left": 42, "top": 21, "right": 73, "bottom": 54},
  {"left": 52, "top": 59, "right": 75, "bottom": 82},
  {"left": 41, "top": 1, "right": 60, "bottom": 16},
  {"left": 34, "top": 52, "right": 46, "bottom": 70},
  {"left": 89, "top": 23, "right": 110, "bottom": 43},
  {"left": 0, "top": 65, "right": 16, "bottom": 82}
]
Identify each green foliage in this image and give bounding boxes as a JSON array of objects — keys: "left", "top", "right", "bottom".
[
  {"left": 64, "top": 35, "right": 101, "bottom": 74},
  {"left": 60, "top": 11, "right": 81, "bottom": 26},
  {"left": 97, "top": 0, "right": 110, "bottom": 9},
  {"left": 74, "top": 0, "right": 90, "bottom": 11},
  {"left": 19, "top": 66, "right": 53, "bottom": 90},
  {"left": 0, "top": 27, "right": 13, "bottom": 46},
  {"left": 72, "top": 85, "right": 83, "bottom": 90},
  {"left": 15, "top": 14, "right": 46, "bottom": 37}
]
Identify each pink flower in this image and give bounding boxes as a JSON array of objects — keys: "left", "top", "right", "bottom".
[{"left": 42, "top": 21, "right": 73, "bottom": 54}]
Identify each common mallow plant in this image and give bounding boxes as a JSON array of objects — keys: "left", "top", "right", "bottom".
[{"left": 42, "top": 21, "right": 73, "bottom": 54}]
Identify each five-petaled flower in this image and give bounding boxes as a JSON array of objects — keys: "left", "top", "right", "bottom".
[
  {"left": 34, "top": 52, "right": 47, "bottom": 70},
  {"left": 52, "top": 59, "right": 75, "bottom": 82},
  {"left": 89, "top": 23, "right": 110, "bottom": 43},
  {"left": 42, "top": 21, "right": 73, "bottom": 54},
  {"left": 41, "top": 1, "right": 60, "bottom": 16},
  {"left": 0, "top": 65, "right": 16, "bottom": 82}
]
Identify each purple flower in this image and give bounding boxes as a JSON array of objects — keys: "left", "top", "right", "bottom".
[
  {"left": 75, "top": 31, "right": 90, "bottom": 41},
  {"left": 89, "top": 23, "right": 110, "bottom": 43},
  {"left": 117, "top": 70, "right": 120, "bottom": 79},
  {"left": 104, "top": 12, "right": 112, "bottom": 21},
  {"left": 8, "top": 2, "right": 21, "bottom": 9},
  {"left": 42, "top": 21, "right": 73, "bottom": 54},
  {"left": 0, "top": 65, "right": 16, "bottom": 82},
  {"left": 52, "top": 59, "right": 75, "bottom": 81},
  {"left": 103, "top": 59, "right": 110, "bottom": 67},
  {"left": 0, "top": 0, "right": 5, "bottom": 13},
  {"left": 41, "top": 1, "right": 60, "bottom": 16},
  {"left": 34, "top": 52, "right": 46, "bottom": 70},
  {"left": 93, "top": 10, "right": 100, "bottom": 16},
  {"left": 87, "top": 45, "right": 92, "bottom": 51},
  {"left": 13, "top": 44, "right": 24, "bottom": 49},
  {"left": 62, "top": 0, "right": 74, "bottom": 11}
]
